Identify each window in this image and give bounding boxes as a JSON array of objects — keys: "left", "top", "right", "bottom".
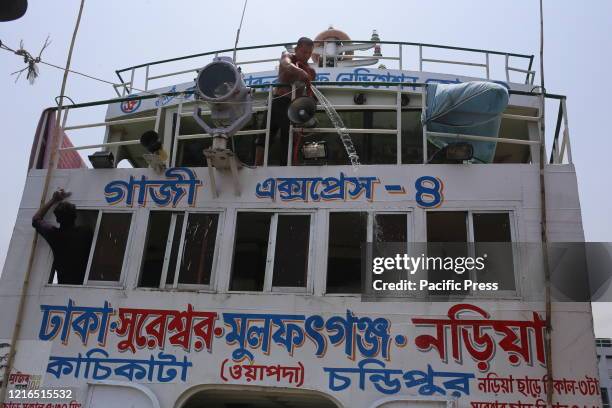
[
  {"left": 178, "top": 213, "right": 219, "bottom": 285},
  {"left": 272, "top": 215, "right": 311, "bottom": 288},
  {"left": 426, "top": 211, "right": 516, "bottom": 293},
  {"left": 230, "top": 212, "right": 272, "bottom": 291},
  {"left": 139, "top": 212, "right": 172, "bottom": 288},
  {"left": 426, "top": 212, "right": 469, "bottom": 295},
  {"left": 597, "top": 338, "right": 612, "bottom": 348},
  {"left": 230, "top": 212, "right": 312, "bottom": 292},
  {"left": 138, "top": 211, "right": 220, "bottom": 289},
  {"left": 326, "top": 212, "right": 410, "bottom": 294},
  {"left": 326, "top": 212, "right": 367, "bottom": 294},
  {"left": 46, "top": 210, "right": 133, "bottom": 286},
  {"left": 473, "top": 213, "right": 515, "bottom": 291},
  {"left": 87, "top": 212, "right": 133, "bottom": 283}
]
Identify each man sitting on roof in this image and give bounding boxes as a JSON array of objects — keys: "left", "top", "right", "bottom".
[
  {"left": 32, "top": 189, "right": 93, "bottom": 285},
  {"left": 255, "top": 37, "right": 316, "bottom": 166}
]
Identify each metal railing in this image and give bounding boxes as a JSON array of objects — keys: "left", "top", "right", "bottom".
[
  {"left": 112, "top": 40, "right": 535, "bottom": 96},
  {"left": 51, "top": 81, "right": 571, "bottom": 168},
  {"left": 549, "top": 98, "right": 573, "bottom": 165}
]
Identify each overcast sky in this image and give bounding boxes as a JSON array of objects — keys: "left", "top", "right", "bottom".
[{"left": 1, "top": 0, "right": 611, "bottom": 333}]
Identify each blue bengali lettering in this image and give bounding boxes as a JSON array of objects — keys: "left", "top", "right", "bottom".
[
  {"left": 46, "top": 348, "right": 192, "bottom": 383},
  {"left": 324, "top": 359, "right": 475, "bottom": 396},
  {"left": 104, "top": 167, "right": 202, "bottom": 207}
]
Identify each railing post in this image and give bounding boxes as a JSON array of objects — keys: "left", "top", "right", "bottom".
[
  {"left": 485, "top": 53, "right": 490, "bottom": 80},
  {"left": 154, "top": 100, "right": 162, "bottom": 133},
  {"left": 145, "top": 65, "right": 150, "bottom": 91},
  {"left": 287, "top": 84, "right": 296, "bottom": 166},
  {"left": 505, "top": 54, "right": 510, "bottom": 83},
  {"left": 263, "top": 86, "right": 273, "bottom": 167},
  {"left": 112, "top": 84, "right": 122, "bottom": 97},
  {"left": 129, "top": 68, "right": 135, "bottom": 94},
  {"left": 398, "top": 44, "right": 403, "bottom": 70},
  {"left": 421, "top": 86, "right": 428, "bottom": 164},
  {"left": 171, "top": 102, "right": 183, "bottom": 167},
  {"left": 561, "top": 98, "right": 572, "bottom": 164},
  {"left": 419, "top": 45, "right": 423, "bottom": 71}
]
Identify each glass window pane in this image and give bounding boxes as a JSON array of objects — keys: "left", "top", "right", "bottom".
[
  {"left": 273, "top": 215, "right": 310, "bottom": 288},
  {"left": 89, "top": 213, "right": 132, "bottom": 282},
  {"left": 473, "top": 213, "right": 515, "bottom": 291},
  {"left": 426, "top": 212, "right": 468, "bottom": 295},
  {"left": 230, "top": 212, "right": 272, "bottom": 291},
  {"left": 427, "top": 212, "right": 467, "bottom": 242},
  {"left": 374, "top": 214, "right": 407, "bottom": 243},
  {"left": 165, "top": 213, "right": 184, "bottom": 286},
  {"left": 176, "top": 139, "right": 212, "bottom": 167},
  {"left": 139, "top": 212, "right": 171, "bottom": 288},
  {"left": 473, "top": 213, "right": 512, "bottom": 242},
  {"left": 401, "top": 111, "right": 424, "bottom": 164},
  {"left": 178, "top": 213, "right": 219, "bottom": 285},
  {"left": 326, "top": 212, "right": 367, "bottom": 294}
]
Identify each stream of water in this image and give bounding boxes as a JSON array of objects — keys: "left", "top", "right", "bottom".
[{"left": 310, "top": 86, "right": 360, "bottom": 170}]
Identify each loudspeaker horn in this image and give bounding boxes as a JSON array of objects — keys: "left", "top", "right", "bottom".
[{"left": 287, "top": 96, "right": 317, "bottom": 128}]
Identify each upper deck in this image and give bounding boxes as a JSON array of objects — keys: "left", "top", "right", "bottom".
[{"left": 30, "top": 38, "right": 571, "bottom": 172}]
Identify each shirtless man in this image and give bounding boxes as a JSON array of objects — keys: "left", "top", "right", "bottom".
[{"left": 255, "top": 37, "right": 316, "bottom": 166}]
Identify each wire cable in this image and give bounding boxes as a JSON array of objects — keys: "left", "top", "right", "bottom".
[{"left": 2, "top": 38, "right": 294, "bottom": 106}]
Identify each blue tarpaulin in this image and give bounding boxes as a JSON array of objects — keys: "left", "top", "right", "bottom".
[{"left": 425, "top": 81, "right": 509, "bottom": 163}]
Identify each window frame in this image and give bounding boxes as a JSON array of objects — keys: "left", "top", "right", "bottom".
[
  {"left": 229, "top": 209, "right": 316, "bottom": 294},
  {"left": 323, "top": 209, "right": 414, "bottom": 296},
  {"left": 138, "top": 209, "right": 224, "bottom": 291},
  {"left": 82, "top": 209, "right": 136, "bottom": 287},
  {"left": 425, "top": 208, "right": 521, "bottom": 298}
]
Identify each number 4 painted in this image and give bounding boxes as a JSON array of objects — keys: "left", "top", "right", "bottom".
[{"left": 415, "top": 176, "right": 444, "bottom": 208}]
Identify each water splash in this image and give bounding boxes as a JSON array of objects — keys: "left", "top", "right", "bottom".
[{"left": 310, "top": 86, "right": 360, "bottom": 170}]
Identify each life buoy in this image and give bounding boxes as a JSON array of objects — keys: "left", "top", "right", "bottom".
[{"left": 312, "top": 27, "right": 354, "bottom": 64}]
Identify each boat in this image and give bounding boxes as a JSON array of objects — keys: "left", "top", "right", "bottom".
[{"left": 0, "top": 27, "right": 600, "bottom": 408}]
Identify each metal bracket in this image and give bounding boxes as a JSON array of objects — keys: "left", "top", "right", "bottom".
[{"left": 203, "top": 146, "right": 242, "bottom": 197}]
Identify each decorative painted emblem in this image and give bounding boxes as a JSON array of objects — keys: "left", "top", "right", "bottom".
[{"left": 120, "top": 98, "right": 141, "bottom": 113}]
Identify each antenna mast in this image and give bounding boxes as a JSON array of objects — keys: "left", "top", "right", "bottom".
[
  {"left": 232, "top": 0, "right": 249, "bottom": 61},
  {"left": 538, "top": 1, "right": 554, "bottom": 407}
]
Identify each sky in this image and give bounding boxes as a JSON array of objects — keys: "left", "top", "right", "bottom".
[{"left": 0, "top": 0, "right": 611, "bottom": 332}]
